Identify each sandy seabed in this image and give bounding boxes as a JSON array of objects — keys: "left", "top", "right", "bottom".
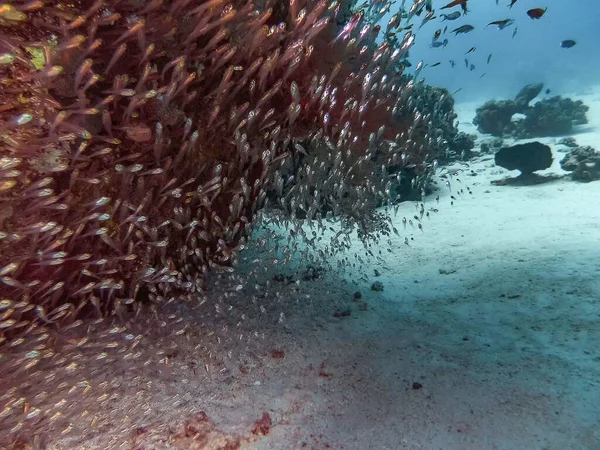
[{"left": 45, "top": 87, "right": 600, "bottom": 450}]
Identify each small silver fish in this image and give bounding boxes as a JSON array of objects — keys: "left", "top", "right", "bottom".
[
  {"left": 414, "top": 60, "right": 424, "bottom": 78},
  {"left": 419, "top": 10, "right": 436, "bottom": 29}
]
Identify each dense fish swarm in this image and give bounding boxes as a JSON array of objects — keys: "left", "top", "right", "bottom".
[{"left": 0, "top": 0, "right": 445, "bottom": 444}]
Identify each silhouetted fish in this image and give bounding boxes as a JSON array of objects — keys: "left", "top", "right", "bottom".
[
  {"left": 440, "top": 11, "right": 461, "bottom": 21},
  {"left": 486, "top": 19, "right": 514, "bottom": 30},
  {"left": 560, "top": 39, "right": 576, "bottom": 48},
  {"left": 452, "top": 25, "right": 474, "bottom": 35}
]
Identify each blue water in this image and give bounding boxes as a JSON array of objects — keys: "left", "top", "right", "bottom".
[{"left": 378, "top": 0, "right": 600, "bottom": 102}]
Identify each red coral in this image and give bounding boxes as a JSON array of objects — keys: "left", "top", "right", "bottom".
[
  {"left": 251, "top": 412, "right": 272, "bottom": 436},
  {"left": 271, "top": 349, "right": 285, "bottom": 358}
]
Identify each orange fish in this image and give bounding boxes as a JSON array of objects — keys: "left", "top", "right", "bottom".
[
  {"left": 441, "top": 0, "right": 468, "bottom": 14},
  {"left": 527, "top": 7, "right": 547, "bottom": 19}
]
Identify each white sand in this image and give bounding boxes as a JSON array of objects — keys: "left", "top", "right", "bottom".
[{"left": 50, "top": 89, "right": 600, "bottom": 449}]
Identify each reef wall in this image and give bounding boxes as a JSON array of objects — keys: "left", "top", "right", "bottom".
[
  {"left": 0, "top": 0, "right": 425, "bottom": 335},
  {"left": 0, "top": 0, "right": 459, "bottom": 442}
]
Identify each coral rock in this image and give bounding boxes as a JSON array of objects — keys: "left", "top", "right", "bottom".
[
  {"left": 474, "top": 83, "right": 589, "bottom": 138},
  {"left": 519, "top": 96, "right": 589, "bottom": 138},
  {"left": 560, "top": 146, "right": 600, "bottom": 182},
  {"left": 495, "top": 142, "right": 553, "bottom": 175},
  {"left": 473, "top": 100, "right": 522, "bottom": 136}
]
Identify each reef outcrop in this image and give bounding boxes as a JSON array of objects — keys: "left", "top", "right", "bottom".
[
  {"left": 387, "top": 82, "right": 471, "bottom": 201},
  {"left": 519, "top": 96, "right": 588, "bottom": 138},
  {"left": 473, "top": 83, "right": 589, "bottom": 138},
  {"left": 473, "top": 100, "right": 522, "bottom": 137},
  {"left": 560, "top": 146, "right": 600, "bottom": 182}
]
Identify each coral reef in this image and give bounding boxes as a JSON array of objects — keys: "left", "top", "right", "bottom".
[
  {"left": 473, "top": 83, "right": 589, "bottom": 138},
  {"left": 560, "top": 146, "right": 600, "bottom": 182},
  {"left": 394, "top": 82, "right": 462, "bottom": 161},
  {"left": 0, "top": 0, "right": 441, "bottom": 443},
  {"left": 494, "top": 142, "right": 553, "bottom": 175},
  {"left": 271, "top": 80, "right": 463, "bottom": 209},
  {"left": 0, "top": 0, "right": 425, "bottom": 338},
  {"left": 519, "top": 96, "right": 588, "bottom": 138},
  {"left": 449, "top": 131, "right": 476, "bottom": 158},
  {"left": 473, "top": 100, "right": 521, "bottom": 137},
  {"left": 386, "top": 82, "right": 467, "bottom": 202}
]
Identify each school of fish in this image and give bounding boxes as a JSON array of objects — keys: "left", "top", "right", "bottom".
[{"left": 0, "top": 0, "right": 578, "bottom": 445}]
